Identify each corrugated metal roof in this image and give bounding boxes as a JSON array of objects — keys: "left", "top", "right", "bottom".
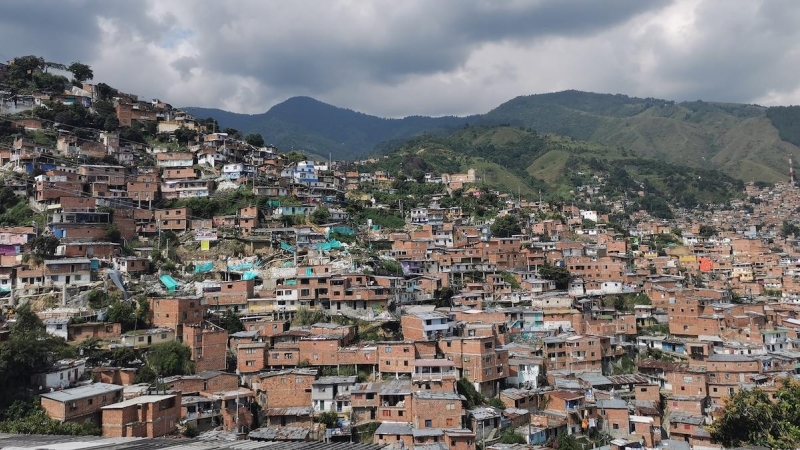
[
  {"left": 39, "top": 383, "right": 123, "bottom": 402},
  {"left": 374, "top": 422, "right": 413, "bottom": 436}
]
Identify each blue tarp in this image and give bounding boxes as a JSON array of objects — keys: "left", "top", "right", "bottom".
[
  {"left": 280, "top": 242, "right": 295, "bottom": 253},
  {"left": 194, "top": 261, "right": 214, "bottom": 273},
  {"left": 159, "top": 274, "right": 179, "bottom": 292},
  {"left": 243, "top": 270, "right": 259, "bottom": 280},
  {"left": 315, "top": 239, "right": 343, "bottom": 251},
  {"left": 228, "top": 262, "right": 255, "bottom": 271},
  {"left": 327, "top": 226, "right": 355, "bottom": 237}
]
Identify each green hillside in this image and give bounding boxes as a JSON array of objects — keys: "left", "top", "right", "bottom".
[
  {"left": 185, "top": 97, "right": 477, "bottom": 160},
  {"left": 185, "top": 90, "right": 800, "bottom": 182},
  {"left": 483, "top": 91, "right": 799, "bottom": 182},
  {"left": 366, "top": 126, "right": 743, "bottom": 206}
]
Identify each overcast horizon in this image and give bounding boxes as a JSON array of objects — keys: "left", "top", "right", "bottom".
[{"left": 3, "top": 0, "right": 800, "bottom": 118}]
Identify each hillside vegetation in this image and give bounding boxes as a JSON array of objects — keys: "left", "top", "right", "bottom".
[
  {"left": 365, "top": 126, "right": 743, "bottom": 206},
  {"left": 185, "top": 97, "right": 476, "bottom": 160},
  {"left": 187, "top": 90, "right": 800, "bottom": 183},
  {"left": 484, "top": 91, "right": 799, "bottom": 182}
]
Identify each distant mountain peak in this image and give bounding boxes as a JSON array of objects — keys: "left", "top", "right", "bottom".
[{"left": 183, "top": 90, "right": 800, "bottom": 182}]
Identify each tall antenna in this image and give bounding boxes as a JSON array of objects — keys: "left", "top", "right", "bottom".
[{"left": 791, "top": 155, "right": 796, "bottom": 186}]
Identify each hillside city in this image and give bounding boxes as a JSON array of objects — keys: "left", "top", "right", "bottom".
[{"left": 3, "top": 56, "right": 800, "bottom": 450}]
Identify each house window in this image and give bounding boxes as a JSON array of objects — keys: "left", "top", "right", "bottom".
[
  {"left": 425, "top": 420, "right": 432, "bottom": 427},
  {"left": 613, "top": 424, "right": 619, "bottom": 430},
  {"left": 385, "top": 346, "right": 392, "bottom": 353},
  {"left": 246, "top": 361, "right": 255, "bottom": 367},
  {"left": 382, "top": 410, "right": 391, "bottom": 417}
]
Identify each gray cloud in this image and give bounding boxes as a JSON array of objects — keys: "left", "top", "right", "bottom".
[{"left": 2, "top": 0, "right": 800, "bottom": 116}]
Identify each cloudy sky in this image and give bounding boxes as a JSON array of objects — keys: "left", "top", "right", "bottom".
[{"left": 2, "top": 0, "right": 799, "bottom": 117}]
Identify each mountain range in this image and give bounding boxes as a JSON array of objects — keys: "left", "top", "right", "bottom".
[{"left": 185, "top": 90, "right": 800, "bottom": 183}]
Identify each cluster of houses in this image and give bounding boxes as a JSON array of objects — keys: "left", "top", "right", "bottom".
[{"left": 7, "top": 68, "right": 800, "bottom": 449}]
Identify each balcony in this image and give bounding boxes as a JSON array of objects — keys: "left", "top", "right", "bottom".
[
  {"left": 565, "top": 403, "right": 585, "bottom": 413},
  {"left": 413, "top": 370, "right": 458, "bottom": 381}
]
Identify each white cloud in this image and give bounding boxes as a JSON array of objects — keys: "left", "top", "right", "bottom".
[{"left": 4, "top": 0, "right": 800, "bottom": 115}]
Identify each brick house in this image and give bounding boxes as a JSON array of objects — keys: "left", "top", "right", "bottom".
[
  {"left": 351, "top": 379, "right": 411, "bottom": 424},
  {"left": 378, "top": 341, "right": 416, "bottom": 377},
  {"left": 68, "top": 322, "right": 122, "bottom": 342},
  {"left": 148, "top": 296, "right": 203, "bottom": 335},
  {"left": 440, "top": 336, "right": 509, "bottom": 397},
  {"left": 93, "top": 367, "right": 137, "bottom": 386},
  {"left": 101, "top": 393, "right": 182, "bottom": 438},
  {"left": 183, "top": 323, "right": 229, "bottom": 372},
  {"left": 255, "top": 368, "right": 318, "bottom": 410},
  {"left": 40, "top": 383, "right": 123, "bottom": 425},
  {"left": 154, "top": 208, "right": 191, "bottom": 232},
  {"left": 597, "top": 398, "right": 630, "bottom": 438},
  {"left": 412, "top": 391, "right": 466, "bottom": 429},
  {"left": 237, "top": 342, "right": 266, "bottom": 374}
]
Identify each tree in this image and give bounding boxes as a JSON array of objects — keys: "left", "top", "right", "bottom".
[
  {"left": 316, "top": 411, "right": 340, "bottom": 429},
  {"left": 499, "top": 428, "right": 526, "bottom": 444},
  {"left": 245, "top": 133, "right": 265, "bottom": 147},
  {"left": 28, "top": 234, "right": 60, "bottom": 258},
  {"left": 174, "top": 126, "right": 197, "bottom": 145},
  {"left": 182, "top": 423, "right": 200, "bottom": 438},
  {"left": 486, "top": 397, "right": 506, "bottom": 409},
  {"left": 711, "top": 379, "right": 800, "bottom": 449},
  {"left": 0, "top": 304, "right": 72, "bottom": 418},
  {"left": 95, "top": 82, "right": 118, "bottom": 101},
  {"left": 539, "top": 262, "right": 572, "bottom": 290},
  {"left": 490, "top": 215, "right": 521, "bottom": 238},
  {"left": 698, "top": 225, "right": 717, "bottom": 237},
  {"left": 222, "top": 127, "right": 241, "bottom": 139},
  {"left": 456, "top": 378, "right": 485, "bottom": 410},
  {"left": 106, "top": 297, "right": 148, "bottom": 332},
  {"left": 292, "top": 307, "right": 327, "bottom": 326},
  {"left": 551, "top": 432, "right": 581, "bottom": 450},
  {"left": 67, "top": 62, "right": 93, "bottom": 84},
  {"left": 782, "top": 220, "right": 800, "bottom": 238},
  {"left": 145, "top": 341, "right": 194, "bottom": 377},
  {"left": 106, "top": 224, "right": 121, "bottom": 243},
  {"left": 311, "top": 207, "right": 331, "bottom": 225},
  {"left": 0, "top": 406, "right": 99, "bottom": 435},
  {"left": 220, "top": 309, "right": 244, "bottom": 334}
]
